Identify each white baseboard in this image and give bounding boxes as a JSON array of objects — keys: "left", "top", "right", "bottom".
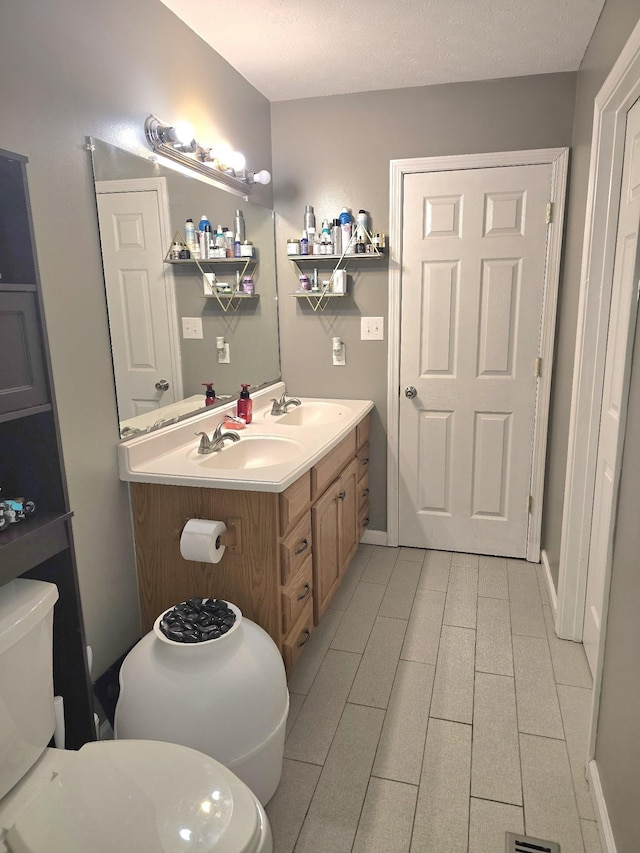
[
  {"left": 588, "top": 760, "right": 617, "bottom": 853},
  {"left": 540, "top": 548, "right": 558, "bottom": 613},
  {"left": 360, "top": 529, "right": 388, "bottom": 546}
]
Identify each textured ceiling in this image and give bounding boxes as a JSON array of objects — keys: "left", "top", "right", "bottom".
[{"left": 159, "top": 0, "right": 605, "bottom": 102}]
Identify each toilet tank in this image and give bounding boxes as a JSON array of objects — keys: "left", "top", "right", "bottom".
[{"left": 0, "top": 579, "right": 59, "bottom": 799}]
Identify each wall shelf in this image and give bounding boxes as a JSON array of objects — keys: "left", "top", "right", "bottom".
[{"left": 286, "top": 225, "right": 385, "bottom": 311}]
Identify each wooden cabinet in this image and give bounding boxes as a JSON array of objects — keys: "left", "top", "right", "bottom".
[
  {"left": 0, "top": 149, "right": 95, "bottom": 748},
  {"left": 130, "top": 413, "right": 371, "bottom": 676}
]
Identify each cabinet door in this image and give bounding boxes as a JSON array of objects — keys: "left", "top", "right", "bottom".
[
  {"left": 338, "top": 458, "right": 359, "bottom": 574},
  {"left": 312, "top": 480, "right": 341, "bottom": 624},
  {"left": 0, "top": 291, "right": 48, "bottom": 415}
]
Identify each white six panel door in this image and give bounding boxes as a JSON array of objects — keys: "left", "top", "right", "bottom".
[
  {"left": 96, "top": 190, "right": 176, "bottom": 420},
  {"left": 583, "top": 97, "right": 640, "bottom": 675},
  {"left": 399, "top": 164, "right": 552, "bottom": 557}
]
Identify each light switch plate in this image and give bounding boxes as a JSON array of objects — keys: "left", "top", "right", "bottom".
[
  {"left": 361, "top": 317, "right": 384, "bottom": 340},
  {"left": 182, "top": 317, "right": 203, "bottom": 339}
]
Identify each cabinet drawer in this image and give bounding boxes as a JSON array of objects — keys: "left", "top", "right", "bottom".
[
  {"left": 356, "top": 441, "right": 370, "bottom": 481},
  {"left": 279, "top": 470, "right": 311, "bottom": 537},
  {"left": 281, "top": 554, "right": 313, "bottom": 636},
  {"left": 282, "top": 598, "right": 313, "bottom": 675},
  {"left": 280, "top": 511, "right": 312, "bottom": 586},
  {"left": 311, "top": 430, "right": 356, "bottom": 500},
  {"left": 356, "top": 415, "right": 370, "bottom": 450}
]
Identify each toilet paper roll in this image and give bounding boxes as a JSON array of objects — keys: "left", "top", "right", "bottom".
[{"left": 180, "top": 519, "right": 227, "bottom": 563}]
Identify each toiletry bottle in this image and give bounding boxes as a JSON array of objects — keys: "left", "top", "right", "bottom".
[
  {"left": 304, "top": 205, "right": 316, "bottom": 254},
  {"left": 300, "top": 231, "right": 309, "bottom": 255},
  {"left": 321, "top": 219, "right": 332, "bottom": 253},
  {"left": 215, "top": 225, "right": 225, "bottom": 249},
  {"left": 234, "top": 209, "right": 246, "bottom": 243},
  {"left": 234, "top": 232, "right": 242, "bottom": 258},
  {"left": 237, "top": 384, "right": 253, "bottom": 424},
  {"left": 198, "top": 214, "right": 211, "bottom": 259},
  {"left": 339, "top": 208, "right": 353, "bottom": 253},
  {"left": 202, "top": 224, "right": 212, "bottom": 259},
  {"left": 356, "top": 209, "right": 369, "bottom": 243},
  {"left": 331, "top": 218, "right": 342, "bottom": 255},
  {"left": 202, "top": 383, "right": 216, "bottom": 406},
  {"left": 185, "top": 218, "right": 196, "bottom": 254}
]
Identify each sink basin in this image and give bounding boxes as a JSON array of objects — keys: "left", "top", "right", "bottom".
[
  {"left": 198, "top": 436, "right": 307, "bottom": 470},
  {"left": 268, "top": 401, "right": 349, "bottom": 427}
]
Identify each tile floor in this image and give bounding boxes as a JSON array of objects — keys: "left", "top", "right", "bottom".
[{"left": 266, "top": 544, "right": 602, "bottom": 853}]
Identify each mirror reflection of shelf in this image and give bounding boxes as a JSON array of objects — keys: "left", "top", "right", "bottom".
[{"left": 164, "top": 232, "right": 259, "bottom": 312}]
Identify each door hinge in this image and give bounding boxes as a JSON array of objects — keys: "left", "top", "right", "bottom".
[
  {"left": 527, "top": 495, "right": 533, "bottom": 513},
  {"left": 534, "top": 357, "right": 542, "bottom": 378},
  {"left": 545, "top": 202, "right": 553, "bottom": 224}
]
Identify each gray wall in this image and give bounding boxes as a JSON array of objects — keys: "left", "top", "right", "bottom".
[
  {"left": 0, "top": 0, "right": 272, "bottom": 677},
  {"left": 541, "top": 0, "right": 640, "bottom": 585},
  {"left": 272, "top": 75, "right": 576, "bottom": 531}
]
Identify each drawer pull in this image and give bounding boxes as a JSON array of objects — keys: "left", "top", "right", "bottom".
[
  {"left": 294, "top": 538, "right": 309, "bottom": 555},
  {"left": 297, "top": 582, "right": 311, "bottom": 601},
  {"left": 359, "top": 457, "right": 370, "bottom": 466},
  {"left": 338, "top": 490, "right": 346, "bottom": 501},
  {"left": 362, "top": 517, "right": 370, "bottom": 526},
  {"left": 362, "top": 488, "right": 369, "bottom": 497},
  {"left": 297, "top": 629, "right": 310, "bottom": 648}
]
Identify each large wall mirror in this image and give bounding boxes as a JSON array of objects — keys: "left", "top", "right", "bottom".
[{"left": 88, "top": 137, "right": 280, "bottom": 438}]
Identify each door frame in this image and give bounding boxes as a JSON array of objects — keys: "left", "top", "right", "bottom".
[
  {"left": 95, "top": 177, "right": 183, "bottom": 405},
  {"left": 387, "top": 148, "right": 569, "bottom": 560}
]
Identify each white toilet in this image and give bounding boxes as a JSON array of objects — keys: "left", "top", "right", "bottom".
[{"left": 0, "top": 579, "right": 273, "bottom": 852}]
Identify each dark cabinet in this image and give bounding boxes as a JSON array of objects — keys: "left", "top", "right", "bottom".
[{"left": 0, "top": 148, "right": 95, "bottom": 749}]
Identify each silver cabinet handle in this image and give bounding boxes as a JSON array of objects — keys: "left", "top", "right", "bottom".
[
  {"left": 155, "top": 379, "right": 170, "bottom": 391},
  {"left": 405, "top": 385, "right": 417, "bottom": 399},
  {"left": 297, "top": 630, "right": 310, "bottom": 648},
  {"left": 297, "top": 582, "right": 311, "bottom": 601},
  {"left": 338, "top": 490, "right": 346, "bottom": 501},
  {"left": 294, "top": 538, "right": 309, "bottom": 555}
]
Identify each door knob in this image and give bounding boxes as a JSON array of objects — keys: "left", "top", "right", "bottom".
[
  {"left": 405, "top": 386, "right": 417, "bottom": 399},
  {"left": 155, "top": 379, "right": 170, "bottom": 391}
]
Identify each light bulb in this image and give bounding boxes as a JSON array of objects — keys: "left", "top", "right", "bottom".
[
  {"left": 229, "top": 151, "right": 246, "bottom": 172},
  {"left": 173, "top": 121, "right": 195, "bottom": 145},
  {"left": 251, "top": 169, "right": 272, "bottom": 185}
]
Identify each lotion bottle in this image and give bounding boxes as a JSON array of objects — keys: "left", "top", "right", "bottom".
[
  {"left": 237, "top": 383, "right": 253, "bottom": 424},
  {"left": 202, "top": 383, "right": 217, "bottom": 406}
]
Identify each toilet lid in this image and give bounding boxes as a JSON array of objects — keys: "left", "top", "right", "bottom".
[{"left": 6, "top": 740, "right": 264, "bottom": 853}]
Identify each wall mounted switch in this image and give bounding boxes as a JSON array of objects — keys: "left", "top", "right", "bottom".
[
  {"left": 218, "top": 343, "right": 230, "bottom": 364},
  {"left": 182, "top": 317, "right": 203, "bottom": 339},
  {"left": 361, "top": 317, "right": 384, "bottom": 340}
]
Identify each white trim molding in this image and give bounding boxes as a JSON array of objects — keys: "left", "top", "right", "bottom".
[
  {"left": 387, "top": 149, "right": 569, "bottom": 558},
  {"left": 360, "top": 529, "right": 389, "bottom": 547},
  {"left": 588, "top": 760, "right": 618, "bottom": 853},
  {"left": 557, "top": 19, "right": 640, "bottom": 643},
  {"left": 540, "top": 549, "right": 558, "bottom": 614}
]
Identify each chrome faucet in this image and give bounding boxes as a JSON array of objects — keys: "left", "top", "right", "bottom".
[
  {"left": 270, "top": 390, "right": 301, "bottom": 416},
  {"left": 195, "top": 422, "right": 241, "bottom": 454}
]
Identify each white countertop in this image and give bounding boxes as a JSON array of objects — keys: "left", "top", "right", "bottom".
[{"left": 118, "top": 382, "right": 373, "bottom": 493}]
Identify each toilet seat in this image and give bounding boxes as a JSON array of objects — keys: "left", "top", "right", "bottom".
[{"left": 6, "top": 740, "right": 267, "bottom": 853}]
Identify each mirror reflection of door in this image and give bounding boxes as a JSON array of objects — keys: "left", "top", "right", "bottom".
[{"left": 96, "top": 178, "right": 183, "bottom": 423}]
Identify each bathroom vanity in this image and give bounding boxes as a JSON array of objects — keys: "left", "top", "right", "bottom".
[{"left": 120, "top": 386, "right": 372, "bottom": 674}]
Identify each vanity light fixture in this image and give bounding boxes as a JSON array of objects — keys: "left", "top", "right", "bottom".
[{"left": 144, "top": 115, "right": 271, "bottom": 194}]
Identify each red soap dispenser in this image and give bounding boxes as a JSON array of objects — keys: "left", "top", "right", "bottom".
[
  {"left": 202, "top": 383, "right": 217, "bottom": 406},
  {"left": 237, "top": 384, "right": 253, "bottom": 424}
]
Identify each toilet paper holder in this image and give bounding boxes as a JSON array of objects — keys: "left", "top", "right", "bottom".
[{"left": 175, "top": 516, "right": 242, "bottom": 554}]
